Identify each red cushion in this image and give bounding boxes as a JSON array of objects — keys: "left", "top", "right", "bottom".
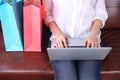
[{"left": 104, "top": 0, "right": 120, "bottom": 29}]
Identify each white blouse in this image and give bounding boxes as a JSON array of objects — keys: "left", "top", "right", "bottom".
[{"left": 44, "top": 0, "right": 108, "bottom": 44}]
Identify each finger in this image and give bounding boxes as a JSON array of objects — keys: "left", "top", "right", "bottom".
[
  {"left": 55, "top": 43, "right": 59, "bottom": 48},
  {"left": 54, "top": 44, "right": 56, "bottom": 48},
  {"left": 58, "top": 41, "right": 63, "bottom": 48},
  {"left": 91, "top": 42, "right": 95, "bottom": 48},
  {"left": 54, "top": 40, "right": 59, "bottom": 48},
  {"left": 86, "top": 41, "right": 91, "bottom": 48},
  {"left": 95, "top": 42, "right": 98, "bottom": 48},
  {"left": 59, "top": 40, "right": 65, "bottom": 48},
  {"left": 63, "top": 38, "right": 68, "bottom": 48},
  {"left": 84, "top": 40, "right": 87, "bottom": 47}
]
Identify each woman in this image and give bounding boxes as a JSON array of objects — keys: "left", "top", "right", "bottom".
[{"left": 44, "top": 0, "right": 108, "bottom": 80}]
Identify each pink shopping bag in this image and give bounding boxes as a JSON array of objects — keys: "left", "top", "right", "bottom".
[{"left": 23, "top": 0, "right": 43, "bottom": 52}]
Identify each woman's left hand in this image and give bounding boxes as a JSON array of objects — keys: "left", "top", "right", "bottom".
[{"left": 84, "top": 34, "right": 99, "bottom": 48}]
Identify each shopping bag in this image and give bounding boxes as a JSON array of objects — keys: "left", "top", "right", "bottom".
[
  {"left": 23, "top": 0, "right": 42, "bottom": 52},
  {"left": 0, "top": 0, "right": 23, "bottom": 52}
]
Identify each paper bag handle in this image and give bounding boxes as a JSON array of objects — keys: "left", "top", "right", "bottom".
[
  {"left": 0, "top": 0, "right": 22, "bottom": 4},
  {"left": 23, "top": 0, "right": 46, "bottom": 16},
  {"left": 24, "top": 0, "right": 42, "bottom": 6},
  {"left": 41, "top": 0, "right": 46, "bottom": 16}
]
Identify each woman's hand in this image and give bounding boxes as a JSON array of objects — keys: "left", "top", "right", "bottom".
[
  {"left": 84, "top": 34, "right": 99, "bottom": 48},
  {"left": 48, "top": 21, "right": 68, "bottom": 48},
  {"left": 54, "top": 33, "right": 68, "bottom": 48},
  {"left": 84, "top": 19, "right": 103, "bottom": 48}
]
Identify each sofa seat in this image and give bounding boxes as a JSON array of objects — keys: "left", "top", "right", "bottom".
[
  {"left": 0, "top": 28, "right": 120, "bottom": 80},
  {"left": 101, "top": 29, "right": 120, "bottom": 80}
]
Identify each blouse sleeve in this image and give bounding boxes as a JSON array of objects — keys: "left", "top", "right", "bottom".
[
  {"left": 93, "top": 0, "right": 108, "bottom": 28},
  {"left": 43, "top": 0, "right": 54, "bottom": 25}
]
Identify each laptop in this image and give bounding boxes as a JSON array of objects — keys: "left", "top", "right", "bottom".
[{"left": 47, "top": 47, "right": 112, "bottom": 60}]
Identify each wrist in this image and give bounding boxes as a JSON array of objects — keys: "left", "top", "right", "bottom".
[{"left": 89, "top": 32, "right": 98, "bottom": 38}]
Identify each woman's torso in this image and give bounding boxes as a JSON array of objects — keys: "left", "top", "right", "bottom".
[{"left": 50, "top": 0, "right": 101, "bottom": 46}]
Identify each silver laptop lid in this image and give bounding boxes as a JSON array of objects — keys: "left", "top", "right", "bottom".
[{"left": 47, "top": 47, "right": 112, "bottom": 60}]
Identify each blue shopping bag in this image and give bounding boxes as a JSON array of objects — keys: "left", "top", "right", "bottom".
[{"left": 0, "top": 0, "right": 23, "bottom": 52}]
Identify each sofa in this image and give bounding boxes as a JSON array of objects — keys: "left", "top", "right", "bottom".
[{"left": 0, "top": 0, "right": 120, "bottom": 80}]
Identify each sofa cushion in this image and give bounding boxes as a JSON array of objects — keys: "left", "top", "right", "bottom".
[
  {"left": 101, "top": 29, "right": 120, "bottom": 79},
  {"left": 0, "top": 25, "right": 120, "bottom": 80},
  {"left": 106, "top": 0, "right": 120, "bottom": 7},
  {"left": 104, "top": 0, "right": 120, "bottom": 29}
]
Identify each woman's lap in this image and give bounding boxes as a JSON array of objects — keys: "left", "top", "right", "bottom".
[
  {"left": 50, "top": 60, "right": 78, "bottom": 80},
  {"left": 50, "top": 60, "right": 102, "bottom": 80},
  {"left": 78, "top": 60, "right": 102, "bottom": 80}
]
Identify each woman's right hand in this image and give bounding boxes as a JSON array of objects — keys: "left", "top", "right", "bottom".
[
  {"left": 48, "top": 21, "right": 68, "bottom": 48},
  {"left": 54, "top": 33, "right": 68, "bottom": 48}
]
